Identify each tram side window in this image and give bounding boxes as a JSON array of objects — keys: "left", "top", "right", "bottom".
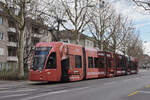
[
  {"left": 94, "top": 58, "right": 104, "bottom": 68},
  {"left": 135, "top": 63, "right": 137, "bottom": 68},
  {"left": 133, "top": 62, "right": 137, "bottom": 69},
  {"left": 131, "top": 62, "right": 133, "bottom": 68},
  {"left": 75, "top": 55, "right": 82, "bottom": 68},
  {"left": 121, "top": 58, "right": 125, "bottom": 68},
  {"left": 46, "top": 52, "right": 57, "bottom": 69},
  {"left": 88, "top": 57, "right": 93, "bottom": 68},
  {"left": 135, "top": 63, "right": 138, "bottom": 69},
  {"left": 94, "top": 58, "right": 99, "bottom": 68},
  {"left": 117, "top": 62, "right": 120, "bottom": 68},
  {"left": 108, "top": 59, "right": 112, "bottom": 67},
  {"left": 119, "top": 60, "right": 122, "bottom": 68},
  {"left": 129, "top": 61, "right": 132, "bottom": 68},
  {"left": 100, "top": 58, "right": 104, "bottom": 68},
  {"left": 121, "top": 59, "right": 125, "bottom": 68}
]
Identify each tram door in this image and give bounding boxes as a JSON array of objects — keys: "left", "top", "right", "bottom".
[
  {"left": 82, "top": 47, "right": 87, "bottom": 80},
  {"left": 61, "top": 58, "right": 70, "bottom": 82},
  {"left": 104, "top": 53, "right": 108, "bottom": 77}
]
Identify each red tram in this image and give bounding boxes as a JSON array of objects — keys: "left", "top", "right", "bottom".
[
  {"left": 128, "top": 57, "right": 138, "bottom": 74},
  {"left": 115, "top": 54, "right": 128, "bottom": 76},
  {"left": 29, "top": 42, "right": 138, "bottom": 82}
]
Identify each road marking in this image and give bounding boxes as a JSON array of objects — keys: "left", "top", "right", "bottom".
[
  {"left": 104, "top": 81, "right": 116, "bottom": 86},
  {"left": 139, "top": 91, "right": 150, "bottom": 94},
  {"left": 0, "top": 84, "right": 20, "bottom": 88},
  {"left": 0, "top": 87, "right": 9, "bottom": 90},
  {"left": 146, "top": 84, "right": 150, "bottom": 88},
  {"left": 0, "top": 94, "right": 28, "bottom": 99},
  {"left": 135, "top": 77, "right": 141, "bottom": 80},
  {"left": 128, "top": 91, "right": 139, "bottom": 96},
  {"left": 123, "top": 78, "right": 132, "bottom": 82},
  {"left": 21, "top": 87, "right": 90, "bottom": 100},
  {"left": 0, "top": 89, "right": 36, "bottom": 93},
  {"left": 0, "top": 82, "right": 26, "bottom": 88}
]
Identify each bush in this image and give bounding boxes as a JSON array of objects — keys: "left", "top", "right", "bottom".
[{"left": 0, "top": 69, "right": 29, "bottom": 80}]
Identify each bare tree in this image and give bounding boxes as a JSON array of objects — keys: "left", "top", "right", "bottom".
[
  {"left": 127, "top": 33, "right": 144, "bottom": 58},
  {"left": 0, "top": 0, "right": 34, "bottom": 78},
  {"left": 132, "top": 0, "right": 150, "bottom": 11},
  {"left": 119, "top": 22, "right": 135, "bottom": 55},
  {"left": 28, "top": 0, "right": 68, "bottom": 42},
  {"left": 88, "top": 2, "right": 114, "bottom": 50},
  {"left": 118, "top": 24, "right": 144, "bottom": 59},
  {"left": 61, "top": 0, "right": 94, "bottom": 44},
  {"left": 32, "top": 0, "right": 67, "bottom": 41},
  {"left": 108, "top": 15, "right": 129, "bottom": 53}
]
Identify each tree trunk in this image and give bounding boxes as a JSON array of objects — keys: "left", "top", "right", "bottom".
[
  {"left": 17, "top": 28, "right": 25, "bottom": 78},
  {"left": 76, "top": 38, "right": 80, "bottom": 44},
  {"left": 100, "top": 40, "right": 103, "bottom": 51},
  {"left": 98, "top": 40, "right": 104, "bottom": 51},
  {"left": 76, "top": 32, "right": 80, "bottom": 45}
]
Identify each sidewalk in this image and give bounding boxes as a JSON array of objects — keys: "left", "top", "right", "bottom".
[
  {"left": 139, "top": 69, "right": 150, "bottom": 73},
  {"left": 0, "top": 80, "right": 27, "bottom": 85}
]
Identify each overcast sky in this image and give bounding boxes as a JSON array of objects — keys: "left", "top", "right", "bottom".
[{"left": 107, "top": 0, "right": 150, "bottom": 55}]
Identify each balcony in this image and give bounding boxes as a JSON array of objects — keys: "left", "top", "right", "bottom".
[
  {"left": 32, "top": 33, "right": 43, "bottom": 38},
  {"left": 7, "top": 56, "right": 18, "bottom": 62},
  {"left": 7, "top": 42, "right": 17, "bottom": 47},
  {"left": 7, "top": 28, "right": 16, "bottom": 33}
]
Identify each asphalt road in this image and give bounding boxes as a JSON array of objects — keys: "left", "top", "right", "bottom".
[{"left": 0, "top": 70, "right": 150, "bottom": 100}]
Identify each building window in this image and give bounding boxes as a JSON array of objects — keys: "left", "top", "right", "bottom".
[
  {"left": 32, "top": 27, "right": 39, "bottom": 33},
  {"left": 107, "top": 59, "right": 112, "bottom": 68},
  {"left": 0, "top": 32, "right": 3, "bottom": 40},
  {"left": 88, "top": 57, "right": 93, "bottom": 68},
  {"left": 94, "top": 58, "right": 99, "bottom": 68},
  {"left": 0, "top": 17, "right": 3, "bottom": 24},
  {"left": 0, "top": 63, "right": 3, "bottom": 71},
  {"left": 90, "top": 42, "right": 93, "bottom": 46},
  {"left": 63, "top": 40, "right": 69, "bottom": 43},
  {"left": 8, "top": 47, "right": 17, "bottom": 56},
  {"left": 32, "top": 37, "right": 40, "bottom": 45},
  {"left": 0, "top": 48, "right": 4, "bottom": 56},
  {"left": 87, "top": 41, "right": 89, "bottom": 46},
  {"left": 8, "top": 33, "right": 17, "bottom": 42},
  {"left": 75, "top": 55, "right": 82, "bottom": 68},
  {"left": 8, "top": 20, "right": 15, "bottom": 28}
]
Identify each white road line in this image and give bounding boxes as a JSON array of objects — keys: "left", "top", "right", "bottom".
[
  {"left": 122, "top": 79, "right": 129, "bottom": 82},
  {"left": 0, "top": 82, "right": 26, "bottom": 88},
  {"left": 135, "top": 77, "right": 142, "bottom": 80},
  {"left": 0, "top": 94, "right": 28, "bottom": 99},
  {"left": 123, "top": 78, "right": 132, "bottom": 82},
  {"left": 139, "top": 91, "right": 150, "bottom": 94},
  {"left": 0, "top": 84, "right": 20, "bottom": 88},
  {"left": 21, "top": 87, "right": 90, "bottom": 100},
  {"left": 104, "top": 81, "right": 116, "bottom": 86},
  {"left": 0, "top": 89, "right": 36, "bottom": 93},
  {"left": 0, "top": 87, "right": 9, "bottom": 90}
]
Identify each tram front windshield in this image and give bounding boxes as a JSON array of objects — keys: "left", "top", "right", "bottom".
[{"left": 32, "top": 47, "right": 51, "bottom": 70}]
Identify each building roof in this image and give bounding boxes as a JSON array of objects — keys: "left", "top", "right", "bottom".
[{"left": 55, "top": 30, "right": 94, "bottom": 41}]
